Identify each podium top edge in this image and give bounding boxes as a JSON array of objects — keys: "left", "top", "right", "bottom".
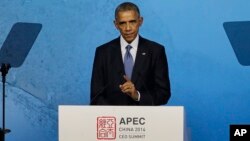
[{"left": 58, "top": 105, "right": 185, "bottom": 110}]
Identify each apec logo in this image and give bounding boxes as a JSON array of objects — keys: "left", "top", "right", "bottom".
[
  {"left": 96, "top": 116, "right": 146, "bottom": 140},
  {"left": 97, "top": 117, "right": 116, "bottom": 140},
  {"left": 230, "top": 125, "right": 250, "bottom": 141}
]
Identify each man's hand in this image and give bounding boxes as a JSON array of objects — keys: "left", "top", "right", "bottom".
[{"left": 119, "top": 75, "right": 139, "bottom": 101}]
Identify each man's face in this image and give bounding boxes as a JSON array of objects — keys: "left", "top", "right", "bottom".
[{"left": 114, "top": 10, "right": 143, "bottom": 43}]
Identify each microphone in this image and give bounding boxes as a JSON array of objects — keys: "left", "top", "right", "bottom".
[
  {"left": 90, "top": 70, "right": 123, "bottom": 105},
  {"left": 90, "top": 84, "right": 109, "bottom": 105}
]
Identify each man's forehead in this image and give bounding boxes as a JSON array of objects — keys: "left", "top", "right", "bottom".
[{"left": 116, "top": 10, "right": 139, "bottom": 20}]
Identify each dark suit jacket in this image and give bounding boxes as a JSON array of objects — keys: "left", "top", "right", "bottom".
[{"left": 91, "top": 36, "right": 171, "bottom": 105}]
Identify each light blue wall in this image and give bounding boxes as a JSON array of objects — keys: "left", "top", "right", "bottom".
[{"left": 0, "top": 0, "right": 250, "bottom": 141}]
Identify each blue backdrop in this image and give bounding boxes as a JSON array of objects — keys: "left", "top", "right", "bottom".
[{"left": 0, "top": 0, "right": 250, "bottom": 141}]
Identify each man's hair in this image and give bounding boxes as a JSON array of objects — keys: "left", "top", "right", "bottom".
[{"left": 115, "top": 2, "right": 140, "bottom": 19}]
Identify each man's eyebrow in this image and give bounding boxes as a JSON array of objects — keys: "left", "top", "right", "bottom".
[
  {"left": 129, "top": 19, "right": 137, "bottom": 22},
  {"left": 119, "top": 19, "right": 137, "bottom": 23},
  {"left": 118, "top": 21, "right": 126, "bottom": 24}
]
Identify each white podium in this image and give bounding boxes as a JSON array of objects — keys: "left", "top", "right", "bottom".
[{"left": 59, "top": 106, "right": 188, "bottom": 141}]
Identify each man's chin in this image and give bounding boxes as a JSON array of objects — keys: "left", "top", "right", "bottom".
[{"left": 124, "top": 37, "right": 135, "bottom": 43}]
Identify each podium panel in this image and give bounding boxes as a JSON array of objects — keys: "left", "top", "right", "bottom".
[{"left": 59, "top": 106, "right": 187, "bottom": 141}]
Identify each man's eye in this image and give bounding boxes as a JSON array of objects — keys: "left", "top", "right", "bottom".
[
  {"left": 119, "top": 22, "right": 126, "bottom": 25},
  {"left": 130, "top": 20, "right": 137, "bottom": 23}
]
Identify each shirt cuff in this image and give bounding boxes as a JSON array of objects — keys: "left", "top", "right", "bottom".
[{"left": 136, "top": 91, "right": 141, "bottom": 101}]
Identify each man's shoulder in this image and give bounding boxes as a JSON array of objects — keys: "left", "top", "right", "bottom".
[
  {"left": 140, "top": 36, "right": 164, "bottom": 49},
  {"left": 97, "top": 37, "right": 119, "bottom": 50}
]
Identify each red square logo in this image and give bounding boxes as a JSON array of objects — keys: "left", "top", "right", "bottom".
[{"left": 97, "top": 116, "right": 116, "bottom": 140}]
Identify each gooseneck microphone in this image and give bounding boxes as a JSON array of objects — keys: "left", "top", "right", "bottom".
[
  {"left": 90, "top": 84, "right": 109, "bottom": 105},
  {"left": 90, "top": 70, "right": 124, "bottom": 105}
]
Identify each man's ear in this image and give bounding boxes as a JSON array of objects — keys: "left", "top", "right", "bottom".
[
  {"left": 139, "top": 17, "right": 144, "bottom": 26},
  {"left": 114, "top": 20, "right": 118, "bottom": 29}
]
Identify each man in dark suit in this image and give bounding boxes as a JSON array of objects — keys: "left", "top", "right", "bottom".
[{"left": 90, "top": 2, "right": 171, "bottom": 105}]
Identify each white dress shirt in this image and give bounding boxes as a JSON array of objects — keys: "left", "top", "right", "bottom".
[
  {"left": 120, "top": 34, "right": 139, "bottom": 63},
  {"left": 120, "top": 35, "right": 141, "bottom": 101}
]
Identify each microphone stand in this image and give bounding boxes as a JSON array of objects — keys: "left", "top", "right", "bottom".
[{"left": 0, "top": 64, "right": 11, "bottom": 141}]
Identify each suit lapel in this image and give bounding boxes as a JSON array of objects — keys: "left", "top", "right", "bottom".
[
  {"left": 131, "top": 37, "right": 148, "bottom": 83},
  {"left": 110, "top": 36, "right": 149, "bottom": 84},
  {"left": 110, "top": 38, "right": 125, "bottom": 78}
]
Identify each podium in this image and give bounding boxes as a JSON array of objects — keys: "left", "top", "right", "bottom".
[{"left": 59, "top": 106, "right": 188, "bottom": 141}]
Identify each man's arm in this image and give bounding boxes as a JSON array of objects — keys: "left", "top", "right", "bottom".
[
  {"left": 139, "top": 47, "right": 171, "bottom": 105},
  {"left": 90, "top": 47, "right": 107, "bottom": 105}
]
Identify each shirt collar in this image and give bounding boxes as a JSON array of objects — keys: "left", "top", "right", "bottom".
[{"left": 120, "top": 34, "right": 139, "bottom": 49}]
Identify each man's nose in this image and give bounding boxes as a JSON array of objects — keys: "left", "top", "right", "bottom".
[{"left": 125, "top": 23, "right": 131, "bottom": 30}]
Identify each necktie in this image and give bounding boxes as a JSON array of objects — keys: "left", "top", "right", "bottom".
[{"left": 124, "top": 45, "right": 134, "bottom": 79}]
